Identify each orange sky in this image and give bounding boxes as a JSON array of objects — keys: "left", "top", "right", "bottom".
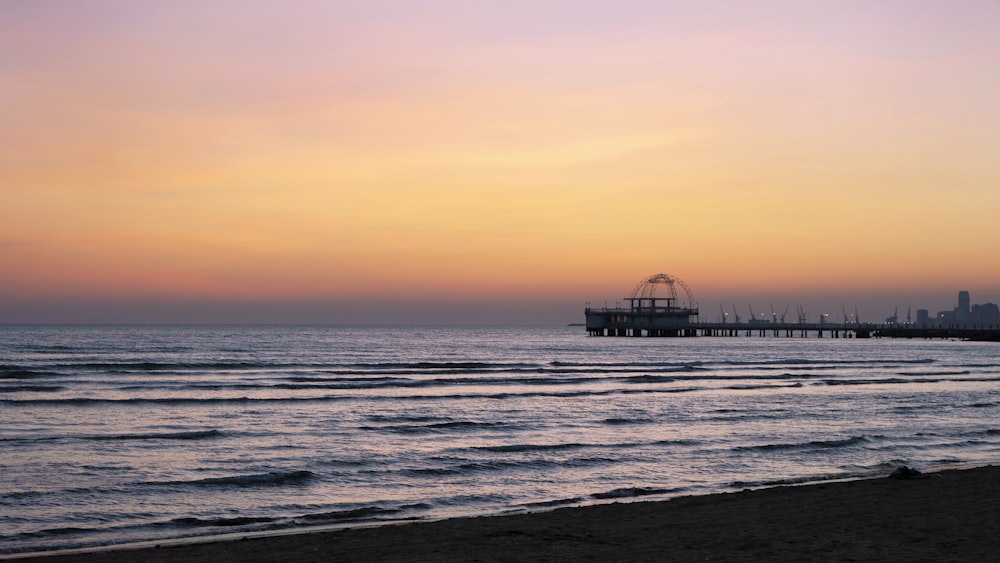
[{"left": 2, "top": 1, "right": 998, "bottom": 323}]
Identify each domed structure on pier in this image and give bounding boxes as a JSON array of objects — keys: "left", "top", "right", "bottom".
[
  {"left": 628, "top": 273, "right": 696, "bottom": 311},
  {"left": 584, "top": 273, "right": 700, "bottom": 336}
]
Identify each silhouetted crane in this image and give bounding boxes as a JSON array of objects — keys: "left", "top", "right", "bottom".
[{"left": 886, "top": 306, "right": 898, "bottom": 325}]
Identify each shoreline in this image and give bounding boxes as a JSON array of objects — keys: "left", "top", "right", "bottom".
[
  {"left": 0, "top": 469, "right": 905, "bottom": 560},
  {"left": 13, "top": 464, "right": 999, "bottom": 562}
]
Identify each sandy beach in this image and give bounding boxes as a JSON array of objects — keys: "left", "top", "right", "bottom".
[{"left": 15, "top": 465, "right": 999, "bottom": 562}]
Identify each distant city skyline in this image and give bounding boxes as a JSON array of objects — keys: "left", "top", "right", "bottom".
[{"left": 915, "top": 290, "right": 1000, "bottom": 327}]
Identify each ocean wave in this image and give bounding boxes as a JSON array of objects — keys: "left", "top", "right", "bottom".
[
  {"left": 10, "top": 359, "right": 855, "bottom": 381},
  {"left": 170, "top": 516, "right": 275, "bottom": 528},
  {"left": 622, "top": 375, "right": 676, "bottom": 384},
  {"left": 361, "top": 420, "right": 510, "bottom": 434},
  {"left": 550, "top": 360, "right": 704, "bottom": 368},
  {"left": 730, "top": 471, "right": 857, "bottom": 489},
  {"left": 0, "top": 384, "right": 767, "bottom": 407},
  {"left": 85, "top": 429, "right": 224, "bottom": 441},
  {"left": 737, "top": 435, "right": 873, "bottom": 452},
  {"left": 820, "top": 378, "right": 915, "bottom": 386},
  {"left": 0, "top": 482, "right": 131, "bottom": 500},
  {"left": 403, "top": 456, "right": 629, "bottom": 476},
  {"left": 363, "top": 414, "right": 444, "bottom": 424},
  {"left": 652, "top": 439, "right": 702, "bottom": 447},
  {"left": 494, "top": 386, "right": 700, "bottom": 401},
  {"left": 518, "top": 496, "right": 587, "bottom": 509},
  {"left": 299, "top": 506, "right": 401, "bottom": 522},
  {"left": 152, "top": 374, "right": 612, "bottom": 393},
  {"left": 55, "top": 361, "right": 291, "bottom": 372},
  {"left": 14, "top": 344, "right": 79, "bottom": 352},
  {"left": 76, "top": 362, "right": 227, "bottom": 371},
  {"left": 0, "top": 396, "right": 352, "bottom": 406},
  {"left": 356, "top": 361, "right": 527, "bottom": 371},
  {"left": 14, "top": 526, "right": 96, "bottom": 539},
  {"left": 296, "top": 371, "right": 742, "bottom": 389},
  {"left": 543, "top": 365, "right": 705, "bottom": 375},
  {"left": 706, "top": 411, "right": 795, "bottom": 422},
  {"left": 0, "top": 385, "right": 63, "bottom": 393},
  {"left": 0, "top": 369, "right": 60, "bottom": 380},
  {"left": 11, "top": 370, "right": 990, "bottom": 401},
  {"left": 1, "top": 490, "right": 45, "bottom": 500},
  {"left": 0, "top": 430, "right": 222, "bottom": 445},
  {"left": 720, "top": 359, "right": 817, "bottom": 366},
  {"left": 601, "top": 417, "right": 655, "bottom": 425},
  {"left": 399, "top": 502, "right": 433, "bottom": 511},
  {"left": 724, "top": 382, "right": 804, "bottom": 390},
  {"left": 285, "top": 375, "right": 407, "bottom": 384},
  {"left": 404, "top": 467, "right": 463, "bottom": 477},
  {"left": 719, "top": 358, "right": 935, "bottom": 367},
  {"left": 591, "top": 486, "right": 676, "bottom": 500},
  {"left": 273, "top": 375, "right": 603, "bottom": 390},
  {"left": 966, "top": 401, "right": 999, "bottom": 408},
  {"left": 552, "top": 358, "right": 936, "bottom": 372},
  {"left": 155, "top": 470, "right": 315, "bottom": 488},
  {"left": 453, "top": 459, "right": 564, "bottom": 473},
  {"left": 473, "top": 442, "right": 590, "bottom": 453},
  {"left": 670, "top": 373, "right": 823, "bottom": 382},
  {"left": 480, "top": 387, "right": 702, "bottom": 400},
  {"left": 892, "top": 404, "right": 939, "bottom": 412},
  {"left": 954, "top": 439, "right": 990, "bottom": 447},
  {"left": 356, "top": 388, "right": 702, "bottom": 402},
  {"left": 421, "top": 421, "right": 508, "bottom": 430},
  {"left": 364, "top": 361, "right": 492, "bottom": 369}
]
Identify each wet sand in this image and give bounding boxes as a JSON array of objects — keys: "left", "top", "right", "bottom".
[{"left": 18, "top": 465, "right": 1000, "bottom": 562}]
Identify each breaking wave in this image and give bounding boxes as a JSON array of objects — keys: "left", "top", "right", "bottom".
[{"left": 153, "top": 470, "right": 316, "bottom": 488}]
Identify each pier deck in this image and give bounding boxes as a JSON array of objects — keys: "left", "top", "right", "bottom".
[{"left": 584, "top": 307, "right": 1000, "bottom": 340}]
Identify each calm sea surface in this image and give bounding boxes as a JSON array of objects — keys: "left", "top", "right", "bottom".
[{"left": 2, "top": 325, "right": 999, "bottom": 555}]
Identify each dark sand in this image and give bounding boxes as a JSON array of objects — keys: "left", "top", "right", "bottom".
[{"left": 17, "top": 465, "right": 1000, "bottom": 562}]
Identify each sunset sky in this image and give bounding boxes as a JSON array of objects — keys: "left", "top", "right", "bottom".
[{"left": 2, "top": 1, "right": 998, "bottom": 324}]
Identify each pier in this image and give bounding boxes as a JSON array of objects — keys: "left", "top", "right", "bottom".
[{"left": 585, "top": 274, "right": 1000, "bottom": 341}]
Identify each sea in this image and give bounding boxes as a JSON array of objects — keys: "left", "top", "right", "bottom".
[{"left": 2, "top": 324, "right": 999, "bottom": 556}]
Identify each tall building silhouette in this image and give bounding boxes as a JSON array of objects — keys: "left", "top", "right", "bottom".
[{"left": 958, "top": 290, "right": 971, "bottom": 322}]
